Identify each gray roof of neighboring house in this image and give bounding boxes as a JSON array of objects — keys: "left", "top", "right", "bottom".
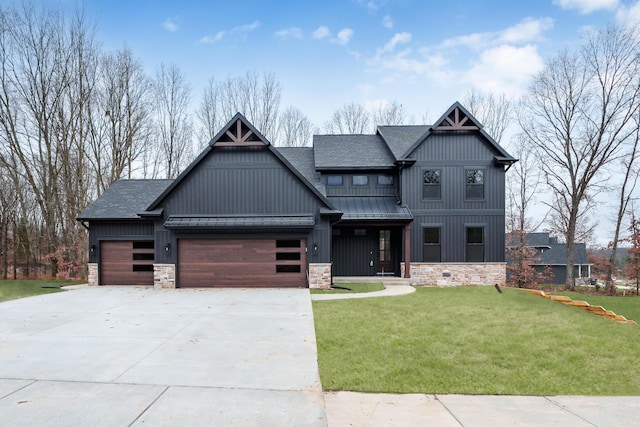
[
  {"left": 77, "top": 179, "right": 173, "bottom": 220},
  {"left": 506, "top": 232, "right": 554, "bottom": 247},
  {"left": 377, "top": 125, "right": 430, "bottom": 160},
  {"left": 313, "top": 135, "right": 396, "bottom": 169},
  {"left": 329, "top": 196, "right": 412, "bottom": 221},
  {"left": 278, "top": 147, "right": 326, "bottom": 195},
  {"left": 536, "top": 243, "right": 590, "bottom": 265}
]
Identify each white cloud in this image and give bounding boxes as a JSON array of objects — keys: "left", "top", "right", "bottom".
[
  {"left": 616, "top": 0, "right": 640, "bottom": 24},
  {"left": 233, "top": 21, "right": 260, "bottom": 33},
  {"left": 163, "top": 18, "right": 178, "bottom": 32},
  {"left": 382, "top": 15, "right": 394, "bottom": 29},
  {"left": 441, "top": 17, "right": 553, "bottom": 49},
  {"left": 199, "top": 32, "right": 225, "bottom": 44},
  {"left": 313, "top": 26, "right": 331, "bottom": 39},
  {"left": 499, "top": 17, "right": 554, "bottom": 44},
  {"left": 465, "top": 44, "right": 545, "bottom": 96},
  {"left": 553, "top": 0, "right": 619, "bottom": 14},
  {"left": 275, "top": 27, "right": 303, "bottom": 39},
  {"left": 356, "top": 0, "right": 386, "bottom": 11},
  {"left": 381, "top": 32, "right": 412, "bottom": 53},
  {"left": 332, "top": 28, "right": 354, "bottom": 45}
]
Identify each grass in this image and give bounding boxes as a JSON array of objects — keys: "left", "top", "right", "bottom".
[
  {"left": 313, "top": 286, "right": 640, "bottom": 395},
  {"left": 554, "top": 291, "right": 640, "bottom": 323},
  {"left": 310, "top": 282, "right": 385, "bottom": 294},
  {"left": 0, "top": 280, "right": 79, "bottom": 303}
]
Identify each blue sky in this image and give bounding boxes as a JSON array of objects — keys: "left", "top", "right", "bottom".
[{"left": 67, "top": 0, "right": 638, "bottom": 128}]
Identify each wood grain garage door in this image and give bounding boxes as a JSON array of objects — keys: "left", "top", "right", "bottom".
[
  {"left": 178, "top": 239, "right": 307, "bottom": 288},
  {"left": 100, "top": 241, "right": 154, "bottom": 285}
]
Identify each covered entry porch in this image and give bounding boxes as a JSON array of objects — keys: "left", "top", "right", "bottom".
[{"left": 329, "top": 196, "right": 413, "bottom": 277}]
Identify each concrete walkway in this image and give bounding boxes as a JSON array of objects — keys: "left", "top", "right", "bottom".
[
  {"left": 0, "top": 286, "right": 325, "bottom": 426},
  {"left": 311, "top": 283, "right": 415, "bottom": 300}
]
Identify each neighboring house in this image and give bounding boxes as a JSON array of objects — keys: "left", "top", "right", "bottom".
[
  {"left": 505, "top": 232, "right": 591, "bottom": 285},
  {"left": 77, "top": 102, "right": 516, "bottom": 289}
]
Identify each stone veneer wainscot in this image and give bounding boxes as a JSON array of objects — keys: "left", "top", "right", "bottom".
[
  {"left": 87, "top": 263, "right": 98, "bottom": 286},
  {"left": 308, "top": 263, "right": 332, "bottom": 289},
  {"left": 401, "top": 262, "right": 506, "bottom": 287},
  {"left": 153, "top": 263, "right": 176, "bottom": 289}
]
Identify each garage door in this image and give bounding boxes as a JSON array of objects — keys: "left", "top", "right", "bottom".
[
  {"left": 178, "top": 239, "right": 307, "bottom": 288},
  {"left": 100, "top": 241, "right": 154, "bottom": 285}
]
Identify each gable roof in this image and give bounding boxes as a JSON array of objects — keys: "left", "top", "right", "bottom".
[
  {"left": 376, "top": 125, "right": 430, "bottom": 160},
  {"left": 278, "top": 147, "right": 326, "bottom": 195},
  {"left": 146, "top": 113, "right": 335, "bottom": 211},
  {"left": 77, "top": 179, "right": 173, "bottom": 220},
  {"left": 399, "top": 102, "right": 517, "bottom": 163},
  {"left": 313, "top": 134, "right": 396, "bottom": 170}
]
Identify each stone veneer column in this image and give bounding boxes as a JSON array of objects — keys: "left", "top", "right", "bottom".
[
  {"left": 402, "top": 262, "right": 506, "bottom": 287},
  {"left": 153, "top": 264, "right": 176, "bottom": 289},
  {"left": 87, "top": 263, "right": 98, "bottom": 286},
  {"left": 308, "top": 263, "right": 332, "bottom": 289}
]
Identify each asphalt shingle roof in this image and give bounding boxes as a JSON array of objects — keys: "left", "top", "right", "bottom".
[
  {"left": 278, "top": 147, "right": 326, "bottom": 195},
  {"left": 376, "top": 125, "right": 430, "bottom": 160},
  {"left": 313, "top": 135, "right": 396, "bottom": 169},
  {"left": 77, "top": 179, "right": 173, "bottom": 220}
]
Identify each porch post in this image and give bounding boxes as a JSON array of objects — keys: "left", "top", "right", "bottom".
[{"left": 404, "top": 223, "right": 411, "bottom": 278}]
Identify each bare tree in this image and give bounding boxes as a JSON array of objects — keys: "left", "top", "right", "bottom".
[
  {"left": 88, "top": 47, "right": 153, "bottom": 193},
  {"left": 200, "top": 71, "right": 282, "bottom": 141},
  {"left": 605, "top": 113, "right": 640, "bottom": 290},
  {"left": 324, "top": 102, "right": 370, "bottom": 134},
  {"left": 519, "top": 24, "right": 640, "bottom": 290},
  {"left": 276, "top": 106, "right": 313, "bottom": 147},
  {"left": 152, "top": 63, "right": 193, "bottom": 179},
  {"left": 505, "top": 135, "right": 545, "bottom": 233},
  {"left": 464, "top": 89, "right": 511, "bottom": 143},
  {"left": 371, "top": 101, "right": 408, "bottom": 127}
]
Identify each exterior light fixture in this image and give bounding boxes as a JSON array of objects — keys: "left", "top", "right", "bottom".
[
  {"left": 90, "top": 245, "right": 96, "bottom": 255},
  {"left": 313, "top": 243, "right": 318, "bottom": 254},
  {"left": 165, "top": 243, "right": 171, "bottom": 254}
]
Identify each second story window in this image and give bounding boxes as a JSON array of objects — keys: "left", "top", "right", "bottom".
[
  {"left": 423, "top": 169, "right": 441, "bottom": 199},
  {"left": 352, "top": 175, "right": 369, "bottom": 186},
  {"left": 327, "top": 175, "right": 343, "bottom": 186},
  {"left": 377, "top": 175, "right": 394, "bottom": 186},
  {"left": 466, "top": 169, "right": 484, "bottom": 199}
]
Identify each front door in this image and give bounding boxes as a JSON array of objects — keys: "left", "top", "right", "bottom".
[{"left": 378, "top": 229, "right": 393, "bottom": 275}]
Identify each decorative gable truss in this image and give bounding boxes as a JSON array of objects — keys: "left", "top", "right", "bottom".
[
  {"left": 212, "top": 115, "right": 266, "bottom": 147},
  {"left": 434, "top": 105, "right": 480, "bottom": 131}
]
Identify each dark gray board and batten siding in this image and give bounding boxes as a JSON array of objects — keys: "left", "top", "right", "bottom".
[{"left": 402, "top": 131, "right": 506, "bottom": 263}]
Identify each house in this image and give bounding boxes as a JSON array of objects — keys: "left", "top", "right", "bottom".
[
  {"left": 505, "top": 232, "right": 591, "bottom": 285},
  {"left": 77, "top": 102, "right": 516, "bottom": 289}
]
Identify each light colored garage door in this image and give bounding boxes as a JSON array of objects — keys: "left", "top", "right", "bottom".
[
  {"left": 100, "top": 241, "right": 154, "bottom": 285},
  {"left": 177, "top": 239, "right": 307, "bottom": 288}
]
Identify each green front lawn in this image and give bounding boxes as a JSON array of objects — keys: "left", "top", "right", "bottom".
[
  {"left": 310, "top": 282, "right": 385, "bottom": 294},
  {"left": 313, "top": 286, "right": 640, "bottom": 395},
  {"left": 0, "top": 280, "right": 78, "bottom": 303}
]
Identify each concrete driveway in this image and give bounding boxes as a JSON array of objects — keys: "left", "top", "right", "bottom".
[{"left": 0, "top": 286, "right": 325, "bottom": 426}]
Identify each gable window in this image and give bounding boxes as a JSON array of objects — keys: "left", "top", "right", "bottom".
[
  {"left": 423, "top": 170, "right": 441, "bottom": 199},
  {"left": 466, "top": 169, "right": 484, "bottom": 199},
  {"left": 377, "top": 175, "right": 394, "bottom": 186},
  {"left": 352, "top": 175, "right": 369, "bottom": 186},
  {"left": 327, "top": 175, "right": 343, "bottom": 186},
  {"left": 423, "top": 227, "right": 441, "bottom": 262},
  {"left": 466, "top": 227, "right": 484, "bottom": 262}
]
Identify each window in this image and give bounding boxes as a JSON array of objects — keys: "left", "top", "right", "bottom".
[
  {"left": 379, "top": 230, "right": 391, "bottom": 262},
  {"left": 377, "top": 175, "right": 394, "bottom": 186},
  {"left": 352, "top": 175, "right": 369, "bottom": 186},
  {"left": 466, "top": 227, "right": 484, "bottom": 262},
  {"left": 423, "top": 227, "right": 441, "bottom": 262},
  {"left": 466, "top": 169, "right": 484, "bottom": 199},
  {"left": 327, "top": 175, "right": 343, "bottom": 186},
  {"left": 423, "top": 170, "right": 441, "bottom": 199}
]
